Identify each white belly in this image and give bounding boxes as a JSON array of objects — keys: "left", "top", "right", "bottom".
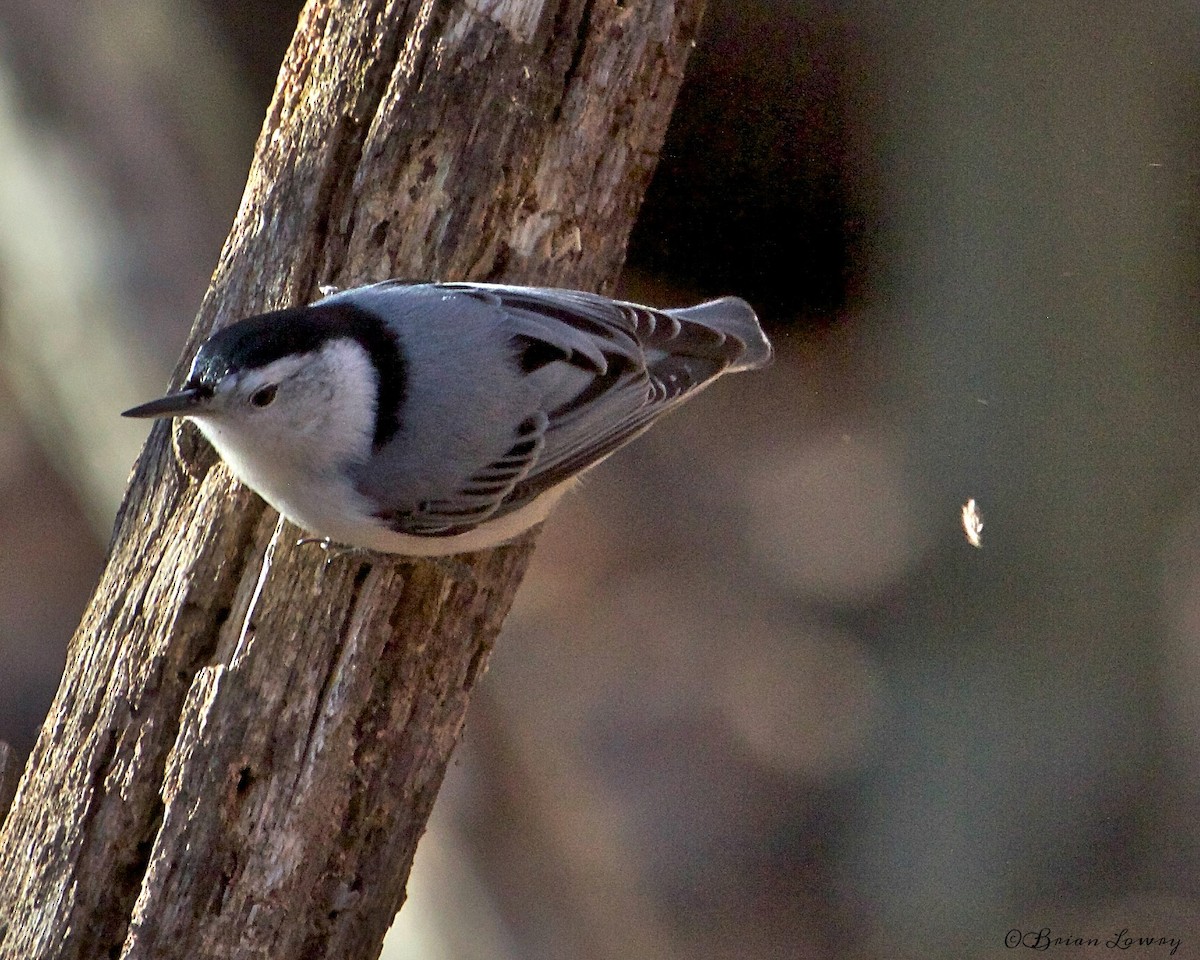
[
  {"left": 296, "top": 481, "right": 576, "bottom": 556},
  {"left": 198, "top": 415, "right": 576, "bottom": 557}
]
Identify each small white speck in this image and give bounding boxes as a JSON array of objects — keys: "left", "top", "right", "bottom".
[{"left": 962, "top": 498, "right": 983, "bottom": 548}]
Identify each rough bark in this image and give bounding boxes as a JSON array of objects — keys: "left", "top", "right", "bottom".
[
  {"left": 0, "top": 1, "right": 705, "bottom": 958},
  {"left": 0, "top": 743, "right": 19, "bottom": 828}
]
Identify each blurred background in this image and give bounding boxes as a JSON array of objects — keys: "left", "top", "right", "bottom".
[{"left": 2, "top": 0, "right": 1200, "bottom": 957}]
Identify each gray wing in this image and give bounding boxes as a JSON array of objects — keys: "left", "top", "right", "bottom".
[
  {"left": 376, "top": 282, "right": 767, "bottom": 538},
  {"left": 375, "top": 413, "right": 547, "bottom": 537}
]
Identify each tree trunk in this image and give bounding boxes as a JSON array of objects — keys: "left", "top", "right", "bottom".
[{"left": 0, "top": 1, "right": 705, "bottom": 957}]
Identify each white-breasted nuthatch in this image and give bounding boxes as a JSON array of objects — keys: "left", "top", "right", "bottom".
[{"left": 123, "top": 281, "right": 772, "bottom": 556}]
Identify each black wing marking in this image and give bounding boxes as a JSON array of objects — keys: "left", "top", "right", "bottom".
[
  {"left": 440, "top": 283, "right": 643, "bottom": 374},
  {"left": 375, "top": 413, "right": 548, "bottom": 537},
  {"left": 369, "top": 283, "right": 758, "bottom": 539},
  {"left": 501, "top": 352, "right": 718, "bottom": 509},
  {"left": 443, "top": 284, "right": 744, "bottom": 524}
]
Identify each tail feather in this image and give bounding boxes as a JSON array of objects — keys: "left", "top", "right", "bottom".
[{"left": 666, "top": 297, "right": 773, "bottom": 373}]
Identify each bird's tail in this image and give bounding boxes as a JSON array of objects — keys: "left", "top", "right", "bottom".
[{"left": 666, "top": 297, "right": 773, "bottom": 373}]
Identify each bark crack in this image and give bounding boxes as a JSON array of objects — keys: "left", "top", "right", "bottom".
[
  {"left": 312, "top": 0, "right": 452, "bottom": 292},
  {"left": 550, "top": 0, "right": 596, "bottom": 124}
]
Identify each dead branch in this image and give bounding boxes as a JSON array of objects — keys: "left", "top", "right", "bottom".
[{"left": 0, "top": 1, "right": 706, "bottom": 957}]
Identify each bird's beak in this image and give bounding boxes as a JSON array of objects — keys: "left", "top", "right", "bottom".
[{"left": 121, "top": 386, "right": 211, "bottom": 420}]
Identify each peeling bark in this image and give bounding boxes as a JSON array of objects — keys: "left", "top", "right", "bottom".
[{"left": 0, "top": 1, "right": 706, "bottom": 957}]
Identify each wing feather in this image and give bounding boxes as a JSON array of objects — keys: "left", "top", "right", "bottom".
[
  {"left": 377, "top": 413, "right": 548, "bottom": 537},
  {"left": 366, "top": 282, "right": 765, "bottom": 538}
]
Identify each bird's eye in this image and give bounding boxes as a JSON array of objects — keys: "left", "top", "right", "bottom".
[{"left": 249, "top": 384, "right": 278, "bottom": 408}]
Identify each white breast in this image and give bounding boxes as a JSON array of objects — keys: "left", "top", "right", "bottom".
[{"left": 190, "top": 340, "right": 382, "bottom": 545}]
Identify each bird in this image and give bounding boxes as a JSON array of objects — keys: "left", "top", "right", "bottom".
[{"left": 123, "top": 280, "right": 773, "bottom": 556}]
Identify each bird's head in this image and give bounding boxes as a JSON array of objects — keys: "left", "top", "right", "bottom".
[{"left": 123, "top": 304, "right": 401, "bottom": 482}]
